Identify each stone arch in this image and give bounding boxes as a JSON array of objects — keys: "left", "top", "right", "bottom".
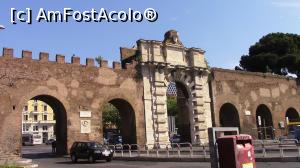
[
  {"left": 30, "top": 95, "right": 67, "bottom": 154},
  {"left": 256, "top": 104, "right": 274, "bottom": 139},
  {"left": 16, "top": 87, "right": 70, "bottom": 117},
  {"left": 285, "top": 107, "right": 299, "bottom": 121},
  {"left": 140, "top": 36, "right": 210, "bottom": 145},
  {"left": 165, "top": 70, "right": 199, "bottom": 143},
  {"left": 16, "top": 87, "right": 69, "bottom": 155},
  {"left": 167, "top": 81, "right": 193, "bottom": 143},
  {"left": 219, "top": 103, "right": 241, "bottom": 130},
  {"left": 102, "top": 98, "right": 137, "bottom": 144},
  {"left": 166, "top": 70, "right": 194, "bottom": 92}
]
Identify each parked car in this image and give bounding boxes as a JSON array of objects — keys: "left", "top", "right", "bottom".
[
  {"left": 70, "top": 141, "right": 114, "bottom": 163},
  {"left": 45, "top": 139, "right": 56, "bottom": 145},
  {"left": 169, "top": 134, "right": 181, "bottom": 148},
  {"left": 170, "top": 134, "right": 181, "bottom": 144},
  {"left": 22, "top": 134, "right": 33, "bottom": 146},
  {"left": 105, "top": 134, "right": 123, "bottom": 150},
  {"left": 103, "top": 137, "right": 109, "bottom": 145}
]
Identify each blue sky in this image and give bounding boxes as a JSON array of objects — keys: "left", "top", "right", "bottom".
[{"left": 0, "top": 0, "right": 300, "bottom": 68}]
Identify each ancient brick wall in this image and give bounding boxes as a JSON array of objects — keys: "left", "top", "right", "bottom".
[
  {"left": 210, "top": 68, "right": 300, "bottom": 139},
  {"left": 0, "top": 48, "right": 145, "bottom": 156}
]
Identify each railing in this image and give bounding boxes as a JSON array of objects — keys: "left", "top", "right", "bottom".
[
  {"left": 253, "top": 139, "right": 300, "bottom": 158},
  {"left": 107, "top": 143, "right": 210, "bottom": 158},
  {"left": 107, "top": 139, "right": 300, "bottom": 159}
]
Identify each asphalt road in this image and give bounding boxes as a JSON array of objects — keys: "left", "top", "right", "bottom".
[
  {"left": 22, "top": 144, "right": 52, "bottom": 155},
  {"left": 22, "top": 145, "right": 300, "bottom": 168},
  {"left": 23, "top": 144, "right": 300, "bottom": 158},
  {"left": 33, "top": 158, "right": 210, "bottom": 168},
  {"left": 30, "top": 158, "right": 300, "bottom": 168}
]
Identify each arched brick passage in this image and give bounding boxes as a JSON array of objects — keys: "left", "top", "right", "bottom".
[
  {"left": 219, "top": 103, "right": 240, "bottom": 130},
  {"left": 23, "top": 95, "right": 67, "bottom": 155},
  {"left": 256, "top": 104, "right": 274, "bottom": 140},
  {"left": 107, "top": 99, "right": 137, "bottom": 144},
  {"left": 286, "top": 108, "right": 299, "bottom": 121}
]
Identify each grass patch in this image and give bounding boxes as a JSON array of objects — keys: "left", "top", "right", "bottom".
[{"left": 0, "top": 161, "right": 23, "bottom": 168}]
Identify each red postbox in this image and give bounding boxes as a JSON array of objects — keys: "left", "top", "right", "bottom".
[{"left": 216, "top": 134, "right": 256, "bottom": 168}]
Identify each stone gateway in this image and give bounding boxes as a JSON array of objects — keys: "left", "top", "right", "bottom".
[{"left": 0, "top": 30, "right": 299, "bottom": 158}]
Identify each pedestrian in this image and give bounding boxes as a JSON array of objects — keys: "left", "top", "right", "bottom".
[{"left": 52, "top": 140, "right": 56, "bottom": 153}]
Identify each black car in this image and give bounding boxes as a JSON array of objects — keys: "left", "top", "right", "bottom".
[
  {"left": 170, "top": 134, "right": 181, "bottom": 144},
  {"left": 45, "top": 139, "right": 56, "bottom": 145},
  {"left": 70, "top": 141, "right": 114, "bottom": 163}
]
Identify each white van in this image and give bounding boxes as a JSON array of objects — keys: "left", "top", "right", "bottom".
[{"left": 33, "top": 133, "right": 43, "bottom": 144}]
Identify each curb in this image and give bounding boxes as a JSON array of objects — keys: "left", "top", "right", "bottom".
[{"left": 255, "top": 157, "right": 300, "bottom": 162}]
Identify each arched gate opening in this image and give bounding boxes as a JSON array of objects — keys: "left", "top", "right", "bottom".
[
  {"left": 167, "top": 81, "right": 192, "bottom": 143},
  {"left": 102, "top": 99, "right": 137, "bottom": 145},
  {"left": 256, "top": 104, "right": 274, "bottom": 140},
  {"left": 285, "top": 108, "right": 300, "bottom": 122},
  {"left": 219, "top": 103, "right": 240, "bottom": 130},
  {"left": 21, "top": 95, "right": 67, "bottom": 158}
]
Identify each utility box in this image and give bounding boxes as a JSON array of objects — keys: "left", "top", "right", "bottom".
[
  {"left": 217, "top": 134, "right": 256, "bottom": 168},
  {"left": 208, "top": 127, "right": 239, "bottom": 168}
]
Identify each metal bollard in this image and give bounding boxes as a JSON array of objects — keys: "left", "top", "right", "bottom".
[
  {"left": 156, "top": 143, "right": 159, "bottom": 158},
  {"left": 279, "top": 144, "right": 284, "bottom": 158},
  {"left": 146, "top": 144, "right": 149, "bottom": 157},
  {"left": 176, "top": 143, "right": 181, "bottom": 157},
  {"left": 166, "top": 144, "right": 170, "bottom": 158},
  {"left": 128, "top": 144, "right": 132, "bottom": 157},
  {"left": 137, "top": 144, "right": 140, "bottom": 157},
  {"left": 203, "top": 145, "right": 207, "bottom": 158},
  {"left": 120, "top": 144, "right": 124, "bottom": 157},
  {"left": 262, "top": 143, "right": 266, "bottom": 158},
  {"left": 189, "top": 143, "right": 193, "bottom": 158}
]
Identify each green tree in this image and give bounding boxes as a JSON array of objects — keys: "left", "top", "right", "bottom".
[
  {"left": 95, "top": 55, "right": 104, "bottom": 65},
  {"left": 239, "top": 33, "right": 300, "bottom": 77},
  {"left": 102, "top": 103, "right": 121, "bottom": 129},
  {"left": 167, "top": 97, "right": 178, "bottom": 116}
]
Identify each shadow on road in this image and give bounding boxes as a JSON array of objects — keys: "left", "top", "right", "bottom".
[
  {"left": 55, "top": 160, "right": 107, "bottom": 165},
  {"left": 22, "top": 144, "right": 63, "bottom": 160},
  {"left": 23, "top": 152, "right": 108, "bottom": 165},
  {"left": 22, "top": 153, "right": 61, "bottom": 159}
]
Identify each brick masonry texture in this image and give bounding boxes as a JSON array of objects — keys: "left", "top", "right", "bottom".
[
  {"left": 210, "top": 68, "right": 300, "bottom": 138},
  {"left": 0, "top": 48, "right": 145, "bottom": 156},
  {"left": 0, "top": 36, "right": 300, "bottom": 159}
]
